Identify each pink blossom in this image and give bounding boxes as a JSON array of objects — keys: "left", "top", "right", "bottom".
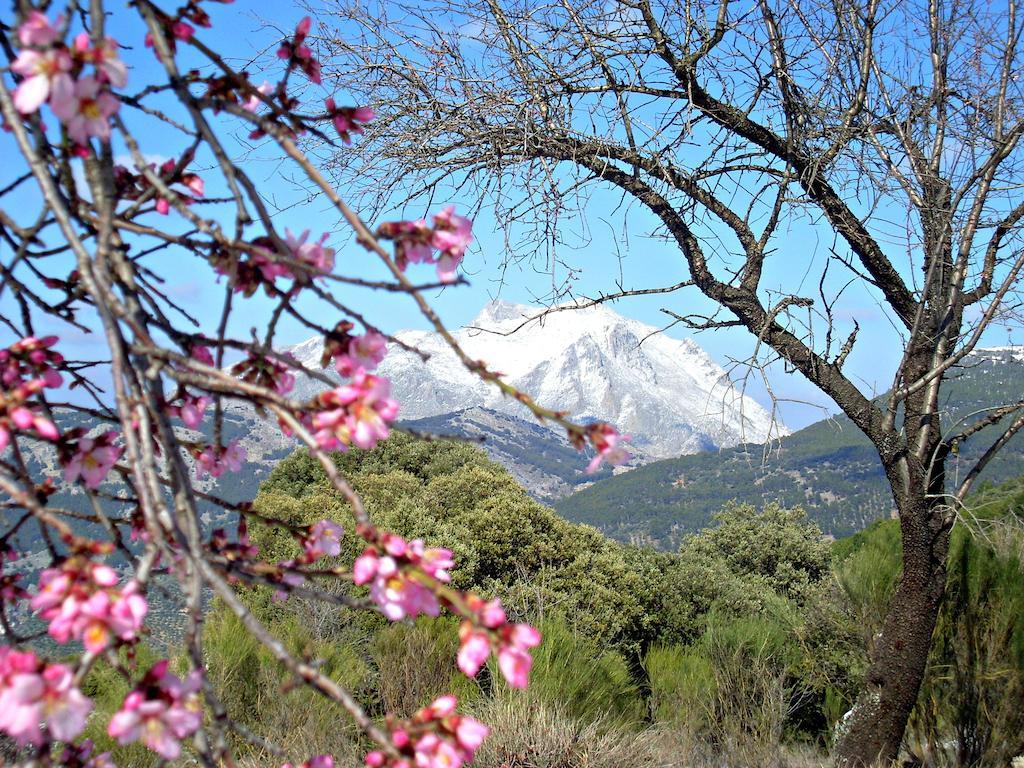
[
  {"left": 408, "top": 540, "right": 454, "bottom": 582},
  {"left": 335, "top": 331, "right": 388, "bottom": 376},
  {"left": 370, "top": 569, "right": 440, "bottom": 621},
  {"left": 10, "top": 47, "right": 73, "bottom": 115},
  {"left": 352, "top": 549, "right": 380, "bottom": 585},
  {"left": 352, "top": 547, "right": 440, "bottom": 621},
  {"left": 456, "top": 630, "right": 491, "bottom": 678},
  {"left": 18, "top": 11, "right": 61, "bottom": 47},
  {"left": 285, "top": 229, "right": 335, "bottom": 274},
  {"left": 366, "top": 696, "right": 487, "bottom": 768},
  {"left": 50, "top": 75, "right": 120, "bottom": 145},
  {"left": 0, "top": 649, "right": 92, "bottom": 747},
  {"left": 242, "top": 80, "right": 273, "bottom": 112},
  {"left": 278, "top": 16, "right": 322, "bottom": 83},
  {"left": 312, "top": 372, "right": 399, "bottom": 452},
  {"left": 168, "top": 393, "right": 210, "bottom": 429},
  {"left": 195, "top": 439, "right": 246, "bottom": 479},
  {"left": 108, "top": 661, "right": 202, "bottom": 760},
  {"left": 73, "top": 33, "right": 128, "bottom": 88},
  {"left": 454, "top": 717, "right": 488, "bottom": 753},
  {"left": 2, "top": 335, "right": 64, "bottom": 389},
  {"left": 32, "top": 560, "right": 147, "bottom": 652},
  {"left": 191, "top": 343, "right": 215, "bottom": 366},
  {"left": 584, "top": 423, "right": 632, "bottom": 473},
  {"left": 2, "top": 402, "right": 59, "bottom": 445},
  {"left": 305, "top": 519, "right": 343, "bottom": 559},
  {"left": 63, "top": 430, "right": 122, "bottom": 488},
  {"left": 325, "top": 98, "right": 374, "bottom": 144},
  {"left": 430, "top": 207, "right": 472, "bottom": 282},
  {"left": 455, "top": 596, "right": 540, "bottom": 687},
  {"left": 172, "top": 21, "right": 196, "bottom": 41},
  {"left": 414, "top": 734, "right": 464, "bottom": 768}
]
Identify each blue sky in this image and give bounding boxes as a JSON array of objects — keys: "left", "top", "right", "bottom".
[{"left": 1, "top": 1, "right": 1019, "bottom": 432}]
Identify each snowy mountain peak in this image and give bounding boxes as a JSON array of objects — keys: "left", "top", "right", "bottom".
[{"left": 287, "top": 301, "right": 788, "bottom": 461}]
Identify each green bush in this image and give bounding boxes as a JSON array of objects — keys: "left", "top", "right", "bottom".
[{"left": 497, "top": 618, "right": 646, "bottom": 729}]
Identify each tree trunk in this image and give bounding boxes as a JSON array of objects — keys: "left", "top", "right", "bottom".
[{"left": 833, "top": 476, "right": 951, "bottom": 766}]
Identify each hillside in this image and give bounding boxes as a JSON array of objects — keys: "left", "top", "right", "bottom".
[{"left": 556, "top": 349, "right": 1024, "bottom": 547}]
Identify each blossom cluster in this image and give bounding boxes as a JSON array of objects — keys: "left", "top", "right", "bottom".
[
  {"left": 310, "top": 370, "right": 399, "bottom": 452},
  {"left": 212, "top": 229, "right": 335, "bottom": 296},
  {"left": 11, "top": 11, "right": 126, "bottom": 146},
  {"left": 0, "top": 647, "right": 92, "bottom": 747},
  {"left": 277, "top": 16, "right": 322, "bottom": 84},
  {"left": 107, "top": 660, "right": 203, "bottom": 760},
  {"left": 31, "top": 556, "right": 148, "bottom": 653},
  {"left": 456, "top": 594, "right": 541, "bottom": 689},
  {"left": 194, "top": 438, "right": 246, "bottom": 478},
  {"left": 0, "top": 335, "right": 62, "bottom": 449},
  {"left": 365, "top": 695, "right": 488, "bottom": 768},
  {"left": 377, "top": 206, "right": 474, "bottom": 283},
  {"left": 353, "top": 531, "right": 454, "bottom": 621},
  {"left": 112, "top": 155, "right": 206, "bottom": 215}
]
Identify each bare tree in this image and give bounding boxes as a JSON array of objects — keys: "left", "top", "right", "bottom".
[{"left": 313, "top": 0, "right": 1024, "bottom": 764}]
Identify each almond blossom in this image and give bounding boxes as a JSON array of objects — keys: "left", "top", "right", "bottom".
[
  {"left": 31, "top": 559, "right": 147, "bottom": 653},
  {"left": 304, "top": 519, "right": 344, "bottom": 559},
  {"left": 311, "top": 371, "right": 399, "bottom": 451},
  {"left": 0, "top": 397, "right": 60, "bottom": 451},
  {"left": 18, "top": 10, "right": 61, "bottom": 47},
  {"left": 584, "top": 423, "right": 632, "bottom": 473},
  {"left": 195, "top": 439, "right": 246, "bottom": 479},
  {"left": 10, "top": 45, "right": 72, "bottom": 115},
  {"left": 63, "top": 430, "right": 122, "bottom": 488},
  {"left": 285, "top": 228, "right": 335, "bottom": 275},
  {"left": 1, "top": 335, "right": 64, "bottom": 389},
  {"left": 377, "top": 207, "right": 473, "bottom": 282},
  {"left": 167, "top": 392, "right": 211, "bottom": 429},
  {"left": 335, "top": 330, "right": 388, "bottom": 377},
  {"left": 455, "top": 596, "right": 541, "bottom": 688},
  {"left": 431, "top": 206, "right": 473, "bottom": 283},
  {"left": 325, "top": 98, "right": 374, "bottom": 144},
  {"left": 277, "top": 16, "right": 322, "bottom": 84},
  {"left": 352, "top": 534, "right": 455, "bottom": 621},
  {"left": 364, "top": 695, "right": 488, "bottom": 768},
  {"left": 72, "top": 33, "right": 128, "bottom": 88},
  {"left": 0, "top": 648, "right": 92, "bottom": 747},
  {"left": 50, "top": 74, "right": 120, "bottom": 145},
  {"left": 108, "top": 660, "right": 203, "bottom": 760}
]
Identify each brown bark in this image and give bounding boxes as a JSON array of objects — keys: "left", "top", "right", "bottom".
[{"left": 835, "top": 475, "right": 951, "bottom": 766}]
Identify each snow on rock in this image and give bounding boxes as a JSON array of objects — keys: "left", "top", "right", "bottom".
[{"left": 288, "top": 300, "right": 788, "bottom": 460}]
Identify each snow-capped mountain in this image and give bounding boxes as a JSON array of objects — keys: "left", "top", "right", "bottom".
[{"left": 288, "top": 300, "right": 787, "bottom": 459}]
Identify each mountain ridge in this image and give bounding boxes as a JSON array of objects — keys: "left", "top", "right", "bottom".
[{"left": 289, "top": 299, "right": 787, "bottom": 461}]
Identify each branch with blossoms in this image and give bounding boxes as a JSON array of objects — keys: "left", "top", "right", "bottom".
[{"left": 0, "top": 3, "right": 631, "bottom": 766}]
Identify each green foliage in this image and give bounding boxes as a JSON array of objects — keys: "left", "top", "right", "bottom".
[
  {"left": 501, "top": 618, "right": 645, "bottom": 729},
  {"left": 252, "top": 434, "right": 665, "bottom": 655},
  {"left": 646, "top": 644, "right": 715, "bottom": 726},
  {"left": 679, "top": 503, "right": 831, "bottom": 601},
  {"left": 203, "top": 429, "right": 1024, "bottom": 766},
  {"left": 557, "top": 356, "right": 1024, "bottom": 546},
  {"left": 833, "top": 477, "right": 1024, "bottom": 765},
  {"left": 369, "top": 617, "right": 479, "bottom": 717}
]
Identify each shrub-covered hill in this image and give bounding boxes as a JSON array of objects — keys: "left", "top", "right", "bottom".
[{"left": 556, "top": 349, "right": 1024, "bottom": 547}]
